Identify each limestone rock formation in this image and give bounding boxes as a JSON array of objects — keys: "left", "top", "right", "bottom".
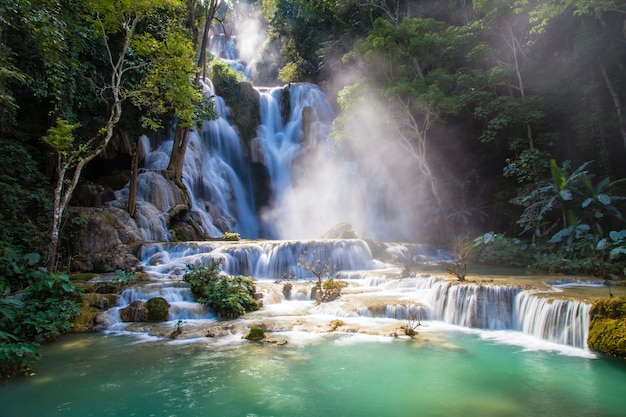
[{"left": 68, "top": 207, "right": 142, "bottom": 272}]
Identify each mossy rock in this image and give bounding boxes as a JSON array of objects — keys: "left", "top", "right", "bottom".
[
  {"left": 82, "top": 292, "right": 118, "bottom": 310},
  {"left": 588, "top": 297, "right": 626, "bottom": 359},
  {"left": 72, "top": 306, "right": 100, "bottom": 333},
  {"left": 146, "top": 297, "right": 170, "bottom": 322},
  {"left": 245, "top": 327, "right": 266, "bottom": 341},
  {"left": 119, "top": 300, "right": 148, "bottom": 322},
  {"left": 70, "top": 272, "right": 99, "bottom": 282}
]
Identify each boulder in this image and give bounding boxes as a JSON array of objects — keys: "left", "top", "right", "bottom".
[
  {"left": 119, "top": 300, "right": 148, "bottom": 322},
  {"left": 588, "top": 296, "right": 626, "bottom": 359},
  {"left": 146, "top": 297, "right": 170, "bottom": 322},
  {"left": 68, "top": 207, "right": 142, "bottom": 272}
]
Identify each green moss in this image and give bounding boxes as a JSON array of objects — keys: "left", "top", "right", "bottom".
[
  {"left": 209, "top": 60, "right": 260, "bottom": 144},
  {"left": 588, "top": 297, "right": 626, "bottom": 359},
  {"left": 70, "top": 272, "right": 99, "bottom": 282},
  {"left": 82, "top": 292, "right": 118, "bottom": 309},
  {"left": 245, "top": 327, "right": 265, "bottom": 341},
  {"left": 222, "top": 232, "right": 240, "bottom": 241},
  {"left": 72, "top": 306, "right": 100, "bottom": 333},
  {"left": 146, "top": 297, "right": 170, "bottom": 322}
]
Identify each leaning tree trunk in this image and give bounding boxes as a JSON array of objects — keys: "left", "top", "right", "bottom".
[
  {"left": 166, "top": 0, "right": 219, "bottom": 182},
  {"left": 166, "top": 127, "right": 191, "bottom": 182}
]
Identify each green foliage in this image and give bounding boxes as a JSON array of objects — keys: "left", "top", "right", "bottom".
[
  {"left": 0, "top": 140, "right": 52, "bottom": 255},
  {"left": 0, "top": 249, "right": 44, "bottom": 295},
  {"left": 471, "top": 232, "right": 533, "bottom": 267},
  {"left": 512, "top": 160, "right": 591, "bottom": 239},
  {"left": 132, "top": 28, "right": 213, "bottom": 130},
  {"left": 183, "top": 258, "right": 259, "bottom": 319},
  {"left": 41, "top": 118, "right": 80, "bottom": 153},
  {"left": 209, "top": 59, "right": 246, "bottom": 99},
  {"left": 278, "top": 61, "right": 301, "bottom": 83},
  {"left": 0, "top": 249, "right": 80, "bottom": 378}
]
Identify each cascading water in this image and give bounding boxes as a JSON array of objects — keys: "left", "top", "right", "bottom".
[
  {"left": 103, "top": 239, "right": 592, "bottom": 350},
  {"left": 103, "top": 32, "right": 592, "bottom": 353}
]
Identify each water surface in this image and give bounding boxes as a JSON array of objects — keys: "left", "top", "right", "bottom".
[{"left": 2, "top": 328, "right": 625, "bottom": 417}]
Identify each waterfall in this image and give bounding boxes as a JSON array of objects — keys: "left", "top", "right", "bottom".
[
  {"left": 99, "top": 239, "right": 594, "bottom": 350},
  {"left": 514, "top": 292, "right": 590, "bottom": 348},
  {"left": 430, "top": 283, "right": 519, "bottom": 330},
  {"left": 140, "top": 239, "right": 381, "bottom": 280},
  {"left": 426, "top": 282, "right": 590, "bottom": 349}
]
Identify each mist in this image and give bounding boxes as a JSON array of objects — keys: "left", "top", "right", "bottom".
[
  {"left": 260, "top": 89, "right": 427, "bottom": 242},
  {"left": 231, "top": 2, "right": 266, "bottom": 66}
]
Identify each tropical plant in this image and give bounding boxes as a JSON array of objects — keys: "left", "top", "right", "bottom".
[
  {"left": 1, "top": 250, "right": 80, "bottom": 378},
  {"left": 471, "top": 232, "right": 533, "bottom": 267},
  {"left": 512, "top": 160, "right": 590, "bottom": 241},
  {"left": 183, "top": 258, "right": 259, "bottom": 318}
]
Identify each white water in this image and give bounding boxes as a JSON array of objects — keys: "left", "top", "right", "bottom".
[{"left": 103, "top": 240, "right": 592, "bottom": 353}]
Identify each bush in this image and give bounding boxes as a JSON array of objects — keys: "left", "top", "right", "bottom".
[
  {"left": 183, "top": 258, "right": 259, "bottom": 319},
  {"left": 1, "top": 251, "right": 81, "bottom": 378},
  {"left": 471, "top": 232, "right": 534, "bottom": 267}
]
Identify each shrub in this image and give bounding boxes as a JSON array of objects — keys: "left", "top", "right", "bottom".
[
  {"left": 183, "top": 258, "right": 259, "bottom": 319},
  {"left": 1, "top": 252, "right": 81, "bottom": 378},
  {"left": 471, "top": 232, "right": 534, "bottom": 267}
]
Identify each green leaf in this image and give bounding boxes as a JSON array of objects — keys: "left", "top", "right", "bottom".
[
  {"left": 597, "top": 194, "right": 611, "bottom": 205},
  {"left": 609, "top": 247, "right": 626, "bottom": 259},
  {"left": 23, "top": 253, "right": 41, "bottom": 266}
]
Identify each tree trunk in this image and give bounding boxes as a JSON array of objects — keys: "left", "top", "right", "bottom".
[
  {"left": 188, "top": 0, "right": 199, "bottom": 50},
  {"left": 164, "top": 0, "right": 218, "bottom": 182},
  {"left": 46, "top": 157, "right": 68, "bottom": 272},
  {"left": 46, "top": 15, "right": 133, "bottom": 272},
  {"left": 600, "top": 62, "right": 626, "bottom": 154},
  {"left": 197, "top": 0, "right": 219, "bottom": 81},
  {"left": 167, "top": 127, "right": 191, "bottom": 182}
]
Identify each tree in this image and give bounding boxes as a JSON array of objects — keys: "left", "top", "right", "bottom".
[
  {"left": 519, "top": 0, "right": 626, "bottom": 158},
  {"left": 166, "top": 0, "right": 227, "bottom": 182},
  {"left": 131, "top": 27, "right": 214, "bottom": 212},
  {"left": 43, "top": 0, "right": 183, "bottom": 271},
  {"left": 338, "top": 18, "right": 485, "bottom": 242}
]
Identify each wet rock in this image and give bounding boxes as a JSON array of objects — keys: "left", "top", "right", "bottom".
[
  {"left": 146, "top": 297, "right": 170, "bottom": 322},
  {"left": 120, "top": 300, "right": 148, "bottom": 322},
  {"left": 68, "top": 207, "right": 142, "bottom": 272},
  {"left": 244, "top": 327, "right": 266, "bottom": 341},
  {"left": 328, "top": 319, "right": 344, "bottom": 331}
]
